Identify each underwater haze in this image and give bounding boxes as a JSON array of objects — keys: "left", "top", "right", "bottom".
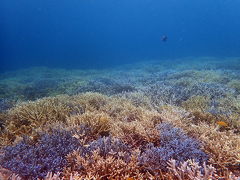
[{"left": 1, "top": 0, "right": 240, "bottom": 71}]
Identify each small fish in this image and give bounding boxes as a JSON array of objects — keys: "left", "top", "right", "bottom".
[
  {"left": 161, "top": 35, "right": 168, "bottom": 42},
  {"left": 216, "top": 121, "right": 228, "bottom": 127},
  {"left": 126, "top": 178, "right": 134, "bottom": 180}
]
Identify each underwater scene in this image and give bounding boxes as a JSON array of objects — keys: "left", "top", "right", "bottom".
[{"left": 1, "top": 0, "right": 240, "bottom": 179}]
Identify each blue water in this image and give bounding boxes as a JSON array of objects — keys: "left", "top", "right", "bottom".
[{"left": 1, "top": 0, "right": 240, "bottom": 71}]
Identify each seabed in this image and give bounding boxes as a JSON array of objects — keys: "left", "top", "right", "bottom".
[{"left": 0, "top": 57, "right": 240, "bottom": 179}]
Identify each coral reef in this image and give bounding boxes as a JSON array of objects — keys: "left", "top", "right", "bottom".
[
  {"left": 0, "top": 130, "right": 82, "bottom": 180},
  {"left": 2, "top": 97, "right": 71, "bottom": 144},
  {"left": 228, "top": 80, "right": 240, "bottom": 93},
  {"left": 167, "top": 159, "right": 216, "bottom": 180},
  {"left": 21, "top": 79, "right": 60, "bottom": 100},
  {"left": 145, "top": 82, "right": 235, "bottom": 108},
  {"left": 0, "top": 98, "right": 14, "bottom": 113},
  {"left": 64, "top": 149, "right": 145, "bottom": 179},
  {"left": 75, "top": 78, "right": 136, "bottom": 95},
  {"left": 139, "top": 123, "right": 208, "bottom": 173},
  {"left": 0, "top": 57, "right": 239, "bottom": 179},
  {"left": 66, "top": 112, "right": 111, "bottom": 138}
]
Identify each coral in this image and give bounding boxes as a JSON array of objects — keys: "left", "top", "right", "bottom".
[
  {"left": 158, "top": 105, "right": 193, "bottom": 128},
  {"left": 181, "top": 96, "right": 210, "bottom": 112},
  {"left": 199, "top": 114, "right": 234, "bottom": 131},
  {"left": 88, "top": 136, "right": 131, "bottom": 159},
  {"left": 102, "top": 98, "right": 161, "bottom": 147},
  {"left": 158, "top": 106, "right": 240, "bottom": 171},
  {"left": 228, "top": 80, "right": 240, "bottom": 93},
  {"left": 65, "top": 150, "right": 147, "bottom": 180},
  {"left": 168, "top": 158, "right": 240, "bottom": 179},
  {"left": 139, "top": 123, "right": 209, "bottom": 173},
  {"left": 145, "top": 83, "right": 190, "bottom": 106},
  {"left": 67, "top": 112, "right": 111, "bottom": 138},
  {"left": 65, "top": 92, "right": 109, "bottom": 113},
  {"left": 0, "top": 166, "right": 15, "bottom": 180},
  {"left": 75, "top": 78, "right": 136, "bottom": 95},
  {"left": 102, "top": 96, "right": 160, "bottom": 124},
  {"left": 4, "top": 97, "right": 71, "bottom": 142},
  {"left": 0, "top": 58, "right": 240, "bottom": 178},
  {"left": 214, "top": 96, "right": 240, "bottom": 130},
  {"left": 21, "top": 78, "right": 60, "bottom": 100},
  {"left": 189, "top": 83, "right": 235, "bottom": 100},
  {"left": 186, "top": 123, "right": 240, "bottom": 169},
  {"left": 44, "top": 172, "right": 62, "bottom": 180},
  {"left": 167, "top": 159, "right": 216, "bottom": 180},
  {"left": 218, "top": 96, "right": 240, "bottom": 114},
  {"left": 0, "top": 98, "right": 14, "bottom": 113},
  {"left": 65, "top": 136, "right": 141, "bottom": 179},
  {"left": 0, "top": 130, "right": 82, "bottom": 180},
  {"left": 116, "top": 92, "right": 154, "bottom": 110},
  {"left": 190, "top": 111, "right": 218, "bottom": 125},
  {"left": 145, "top": 82, "right": 235, "bottom": 107},
  {"left": 0, "top": 84, "right": 8, "bottom": 99},
  {"left": 181, "top": 95, "right": 240, "bottom": 131},
  {"left": 168, "top": 70, "right": 229, "bottom": 84},
  {"left": 0, "top": 113, "right": 8, "bottom": 131},
  {"left": 111, "top": 118, "right": 160, "bottom": 148}
]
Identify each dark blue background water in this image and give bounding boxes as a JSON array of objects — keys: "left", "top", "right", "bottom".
[{"left": 1, "top": 0, "right": 240, "bottom": 71}]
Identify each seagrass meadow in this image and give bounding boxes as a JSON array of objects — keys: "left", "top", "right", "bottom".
[{"left": 0, "top": 57, "right": 240, "bottom": 180}]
